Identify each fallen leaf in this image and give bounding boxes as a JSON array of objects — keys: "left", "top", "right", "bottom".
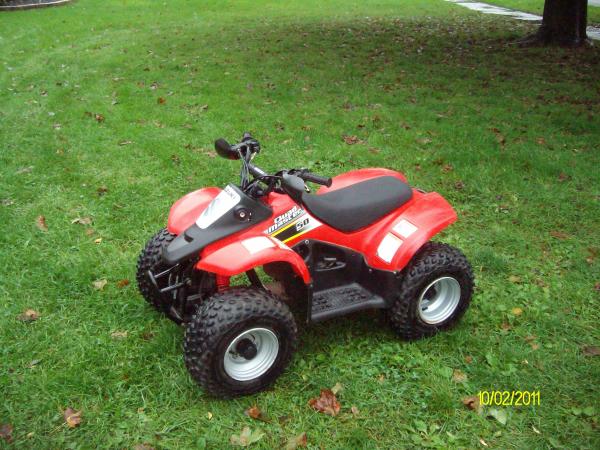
[
  {"left": 93, "top": 279, "right": 108, "bottom": 290},
  {"left": 416, "top": 137, "right": 432, "bottom": 145},
  {"left": 536, "top": 137, "right": 546, "bottom": 145},
  {"left": 308, "top": 389, "right": 341, "bottom": 416},
  {"left": 558, "top": 172, "right": 571, "bottom": 182},
  {"left": 442, "top": 164, "right": 453, "bottom": 173},
  {"left": 452, "top": 369, "right": 468, "bottom": 383},
  {"left": 530, "top": 342, "right": 540, "bottom": 350},
  {"left": 245, "top": 405, "right": 266, "bottom": 421},
  {"left": 158, "top": 97, "right": 166, "bottom": 104},
  {"left": 464, "top": 355, "right": 473, "bottom": 364},
  {"left": 501, "top": 322, "right": 511, "bottom": 331},
  {"left": 462, "top": 395, "right": 481, "bottom": 413},
  {"left": 206, "top": 411, "right": 213, "bottom": 420},
  {"left": 350, "top": 405, "right": 360, "bottom": 416},
  {"left": 0, "top": 424, "right": 13, "bottom": 443},
  {"left": 97, "top": 185, "right": 108, "bottom": 195},
  {"left": 71, "top": 217, "right": 92, "bottom": 225},
  {"left": 111, "top": 331, "right": 128, "bottom": 339},
  {"left": 95, "top": 113, "right": 105, "bottom": 123},
  {"left": 331, "top": 382, "right": 343, "bottom": 395},
  {"left": 532, "top": 425, "right": 541, "bottom": 434},
  {"left": 36, "top": 215, "right": 48, "bottom": 232},
  {"left": 550, "top": 230, "right": 568, "bottom": 240},
  {"left": 508, "top": 275, "right": 521, "bottom": 283},
  {"left": 116, "top": 279, "right": 130, "bottom": 288},
  {"left": 594, "top": 282, "right": 600, "bottom": 292},
  {"left": 230, "top": 426, "right": 264, "bottom": 447},
  {"left": 479, "top": 437, "right": 489, "bottom": 447},
  {"left": 343, "top": 135, "right": 362, "bottom": 145},
  {"left": 94, "top": 238, "right": 102, "bottom": 244},
  {"left": 368, "top": 147, "right": 380, "bottom": 154},
  {"left": 133, "top": 444, "right": 155, "bottom": 450},
  {"left": 285, "top": 432, "right": 307, "bottom": 450},
  {"left": 487, "top": 408, "right": 507, "bottom": 425},
  {"left": 17, "top": 309, "right": 40, "bottom": 322},
  {"left": 377, "top": 374, "right": 385, "bottom": 383},
  {"left": 582, "top": 345, "right": 600, "bottom": 356},
  {"left": 511, "top": 307, "right": 523, "bottom": 316},
  {"left": 454, "top": 180, "right": 465, "bottom": 190},
  {"left": 64, "top": 408, "right": 82, "bottom": 428}
]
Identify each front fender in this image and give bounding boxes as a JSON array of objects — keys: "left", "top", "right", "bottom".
[
  {"left": 167, "top": 187, "right": 221, "bottom": 235},
  {"left": 195, "top": 236, "right": 311, "bottom": 283},
  {"left": 376, "top": 192, "right": 457, "bottom": 271}
]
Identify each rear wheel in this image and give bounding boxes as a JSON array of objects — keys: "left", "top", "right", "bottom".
[
  {"left": 388, "top": 242, "right": 474, "bottom": 340},
  {"left": 184, "top": 287, "right": 297, "bottom": 397}
]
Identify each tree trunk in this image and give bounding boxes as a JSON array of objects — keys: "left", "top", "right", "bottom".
[{"left": 520, "top": 0, "right": 589, "bottom": 46}]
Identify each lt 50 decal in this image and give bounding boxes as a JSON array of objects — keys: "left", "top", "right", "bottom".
[{"left": 265, "top": 207, "right": 321, "bottom": 243}]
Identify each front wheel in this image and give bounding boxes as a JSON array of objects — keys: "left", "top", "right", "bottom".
[
  {"left": 184, "top": 287, "right": 297, "bottom": 397},
  {"left": 388, "top": 242, "right": 474, "bottom": 340}
]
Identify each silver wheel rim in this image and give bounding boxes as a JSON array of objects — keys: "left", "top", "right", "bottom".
[
  {"left": 417, "top": 276, "right": 461, "bottom": 324},
  {"left": 223, "top": 328, "right": 279, "bottom": 381}
]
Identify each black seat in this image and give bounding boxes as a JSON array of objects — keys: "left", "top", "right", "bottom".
[{"left": 302, "top": 176, "right": 413, "bottom": 232}]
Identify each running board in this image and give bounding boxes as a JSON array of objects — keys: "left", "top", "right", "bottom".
[{"left": 310, "top": 283, "right": 387, "bottom": 322}]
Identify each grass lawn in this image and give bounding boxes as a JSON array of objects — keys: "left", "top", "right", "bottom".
[
  {"left": 1, "top": 0, "right": 599, "bottom": 448},
  {"left": 485, "top": 0, "right": 600, "bottom": 24}
]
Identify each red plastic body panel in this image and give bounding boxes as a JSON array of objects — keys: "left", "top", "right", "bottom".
[
  {"left": 195, "top": 237, "right": 311, "bottom": 283},
  {"left": 167, "top": 187, "right": 221, "bottom": 235},
  {"left": 166, "top": 167, "right": 457, "bottom": 279}
]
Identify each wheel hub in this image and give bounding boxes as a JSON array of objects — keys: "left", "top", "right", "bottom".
[
  {"left": 224, "top": 328, "right": 279, "bottom": 381},
  {"left": 417, "top": 276, "right": 461, "bottom": 325}
]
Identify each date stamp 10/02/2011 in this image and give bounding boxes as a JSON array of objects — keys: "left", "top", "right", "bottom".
[{"left": 478, "top": 391, "right": 541, "bottom": 406}]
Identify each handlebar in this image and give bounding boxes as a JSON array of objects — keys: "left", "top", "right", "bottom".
[{"left": 298, "top": 170, "right": 333, "bottom": 188}]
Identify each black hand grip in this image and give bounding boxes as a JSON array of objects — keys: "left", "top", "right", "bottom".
[
  {"left": 214, "top": 138, "right": 240, "bottom": 160},
  {"left": 302, "top": 172, "right": 332, "bottom": 187}
]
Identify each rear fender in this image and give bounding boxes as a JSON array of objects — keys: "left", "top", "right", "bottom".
[
  {"left": 195, "top": 236, "right": 311, "bottom": 283},
  {"left": 374, "top": 192, "right": 457, "bottom": 271},
  {"left": 167, "top": 187, "right": 221, "bottom": 235}
]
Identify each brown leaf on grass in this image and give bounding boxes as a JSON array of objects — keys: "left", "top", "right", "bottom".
[
  {"left": 17, "top": 309, "right": 40, "bottom": 322},
  {"left": 536, "top": 137, "right": 546, "bottom": 145},
  {"left": 416, "top": 137, "right": 432, "bottom": 145},
  {"left": 368, "top": 147, "right": 380, "bottom": 154},
  {"left": 558, "top": 172, "right": 571, "bottom": 183},
  {"left": 95, "top": 113, "right": 105, "bottom": 123},
  {"left": 501, "top": 322, "right": 511, "bottom": 331},
  {"left": 157, "top": 97, "right": 166, "bottom": 104},
  {"left": 0, "top": 424, "right": 13, "bottom": 443},
  {"left": 594, "top": 282, "right": 600, "bottom": 292},
  {"left": 452, "top": 369, "right": 468, "bottom": 383},
  {"left": 308, "top": 389, "right": 341, "bottom": 416},
  {"left": 94, "top": 238, "right": 103, "bottom": 244},
  {"left": 464, "top": 355, "right": 473, "bottom": 364},
  {"left": 92, "top": 279, "right": 108, "bottom": 290},
  {"left": 285, "top": 432, "right": 307, "bottom": 450},
  {"left": 511, "top": 307, "right": 523, "bottom": 316},
  {"left": 454, "top": 180, "right": 465, "bottom": 190},
  {"left": 245, "top": 405, "right": 267, "bottom": 421},
  {"left": 230, "top": 426, "right": 264, "bottom": 447},
  {"left": 550, "top": 230, "right": 569, "bottom": 240},
  {"left": 343, "top": 135, "right": 363, "bottom": 145},
  {"left": 582, "top": 345, "right": 600, "bottom": 356},
  {"left": 64, "top": 408, "right": 82, "bottom": 428},
  {"left": 97, "top": 185, "right": 108, "bottom": 196},
  {"left": 71, "top": 217, "right": 92, "bottom": 225},
  {"left": 116, "top": 279, "right": 130, "bottom": 288},
  {"left": 442, "top": 164, "right": 453, "bottom": 173},
  {"left": 462, "top": 395, "right": 481, "bottom": 413},
  {"left": 508, "top": 275, "right": 521, "bottom": 283},
  {"left": 36, "top": 215, "right": 48, "bottom": 232},
  {"left": 133, "top": 444, "right": 155, "bottom": 450}
]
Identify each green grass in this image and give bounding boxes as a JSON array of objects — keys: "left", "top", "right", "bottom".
[
  {"left": 1, "top": 0, "right": 600, "bottom": 448},
  {"left": 485, "top": 0, "right": 600, "bottom": 24}
]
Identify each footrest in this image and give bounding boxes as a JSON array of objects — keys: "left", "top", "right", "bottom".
[{"left": 310, "top": 283, "right": 387, "bottom": 322}]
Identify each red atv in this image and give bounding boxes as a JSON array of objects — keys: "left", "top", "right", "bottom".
[{"left": 137, "top": 133, "right": 474, "bottom": 397}]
